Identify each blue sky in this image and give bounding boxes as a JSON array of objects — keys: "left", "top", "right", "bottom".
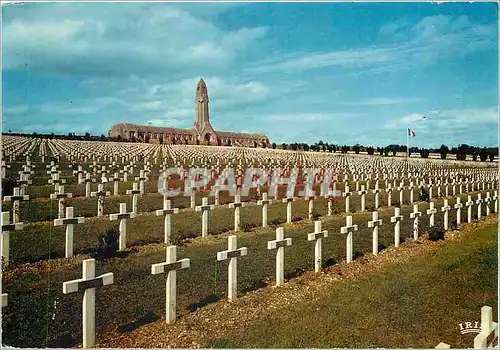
[{"left": 2, "top": 2, "right": 498, "bottom": 148}]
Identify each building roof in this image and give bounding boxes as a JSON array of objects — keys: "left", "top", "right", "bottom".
[{"left": 110, "top": 123, "right": 194, "bottom": 135}]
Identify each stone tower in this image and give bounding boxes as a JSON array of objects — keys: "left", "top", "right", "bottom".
[{"left": 193, "top": 78, "right": 216, "bottom": 143}]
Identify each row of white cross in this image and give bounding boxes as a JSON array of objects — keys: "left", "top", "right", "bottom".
[
  {"left": 3, "top": 192, "right": 495, "bottom": 348},
  {"left": 2, "top": 187, "right": 497, "bottom": 267}
]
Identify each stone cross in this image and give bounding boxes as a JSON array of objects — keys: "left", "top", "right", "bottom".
[
  {"left": 408, "top": 182, "right": 415, "bottom": 204},
  {"left": 135, "top": 170, "right": 147, "bottom": 194},
  {"left": 62, "top": 259, "right": 114, "bottom": 348},
  {"left": 390, "top": 207, "right": 404, "bottom": 247},
  {"left": 156, "top": 197, "right": 179, "bottom": 244},
  {"left": 386, "top": 184, "right": 393, "bottom": 207},
  {"left": 257, "top": 192, "right": 271, "bottom": 227},
  {"left": 1, "top": 212, "right": 23, "bottom": 267},
  {"left": 484, "top": 192, "right": 492, "bottom": 216},
  {"left": 476, "top": 193, "right": 484, "bottom": 220},
  {"left": 126, "top": 183, "right": 141, "bottom": 214},
  {"left": 48, "top": 172, "right": 66, "bottom": 191},
  {"left": 441, "top": 199, "right": 451, "bottom": 230},
  {"left": 357, "top": 185, "right": 368, "bottom": 212},
  {"left": 50, "top": 185, "right": 73, "bottom": 219},
  {"left": 217, "top": 235, "right": 247, "bottom": 301},
  {"left": 282, "top": 196, "right": 295, "bottom": 223},
  {"left": 465, "top": 195, "right": 474, "bottom": 223},
  {"left": 112, "top": 173, "right": 121, "bottom": 196},
  {"left": 473, "top": 305, "right": 499, "bottom": 348},
  {"left": 193, "top": 189, "right": 211, "bottom": 225},
  {"left": 368, "top": 211, "right": 383, "bottom": 255},
  {"left": 343, "top": 185, "right": 352, "bottom": 213},
  {"left": 229, "top": 194, "right": 244, "bottom": 232},
  {"left": 3, "top": 187, "right": 29, "bottom": 224},
  {"left": 54, "top": 207, "right": 85, "bottom": 258},
  {"left": 493, "top": 191, "right": 498, "bottom": 213},
  {"left": 2, "top": 293, "right": 6, "bottom": 308},
  {"left": 444, "top": 180, "right": 449, "bottom": 197},
  {"left": 340, "top": 215, "right": 358, "bottom": 263},
  {"left": 307, "top": 220, "right": 328, "bottom": 272},
  {"left": 90, "top": 184, "right": 110, "bottom": 217},
  {"left": 190, "top": 191, "right": 196, "bottom": 209},
  {"left": 151, "top": 245, "right": 190, "bottom": 324},
  {"left": 426, "top": 202, "right": 438, "bottom": 227},
  {"left": 213, "top": 185, "right": 220, "bottom": 206},
  {"left": 409, "top": 204, "right": 422, "bottom": 241},
  {"left": 74, "top": 165, "right": 85, "bottom": 184},
  {"left": 396, "top": 181, "right": 405, "bottom": 205},
  {"left": 454, "top": 197, "right": 463, "bottom": 227},
  {"left": 109, "top": 203, "right": 136, "bottom": 251},
  {"left": 372, "top": 184, "right": 381, "bottom": 209},
  {"left": 84, "top": 173, "right": 96, "bottom": 198},
  {"left": 306, "top": 196, "right": 316, "bottom": 220},
  {"left": 267, "top": 227, "right": 292, "bottom": 286}
]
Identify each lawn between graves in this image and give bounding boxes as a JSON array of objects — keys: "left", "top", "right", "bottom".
[
  {"left": 206, "top": 216, "right": 498, "bottom": 349},
  {"left": 2, "top": 189, "right": 491, "bottom": 348}
]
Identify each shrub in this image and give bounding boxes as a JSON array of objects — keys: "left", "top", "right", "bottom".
[
  {"left": 311, "top": 211, "right": 321, "bottom": 220},
  {"left": 2, "top": 178, "right": 19, "bottom": 196},
  {"left": 291, "top": 216, "right": 303, "bottom": 223},
  {"left": 241, "top": 222, "right": 253, "bottom": 232},
  {"left": 268, "top": 218, "right": 283, "bottom": 226},
  {"left": 91, "top": 227, "right": 119, "bottom": 260},
  {"left": 427, "top": 226, "right": 445, "bottom": 241}
]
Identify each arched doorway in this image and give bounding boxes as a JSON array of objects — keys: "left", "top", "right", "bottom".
[
  {"left": 227, "top": 139, "right": 232, "bottom": 147},
  {"left": 204, "top": 133, "right": 212, "bottom": 145}
]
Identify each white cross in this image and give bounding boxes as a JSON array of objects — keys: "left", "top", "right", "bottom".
[
  {"left": 441, "top": 199, "right": 451, "bottom": 230},
  {"left": 125, "top": 183, "right": 141, "bottom": 214},
  {"left": 427, "top": 202, "right": 438, "bottom": 227},
  {"left": 109, "top": 203, "right": 136, "bottom": 251},
  {"left": 397, "top": 182, "right": 405, "bottom": 205},
  {"left": 63, "top": 259, "right": 114, "bottom": 348},
  {"left": 307, "top": 220, "right": 328, "bottom": 272},
  {"left": 3, "top": 187, "right": 30, "bottom": 224},
  {"left": 476, "top": 194, "right": 484, "bottom": 220},
  {"left": 390, "top": 207, "right": 404, "bottom": 247},
  {"left": 151, "top": 245, "right": 190, "bottom": 324},
  {"left": 229, "top": 194, "right": 245, "bottom": 231},
  {"left": 340, "top": 215, "right": 358, "bottom": 263},
  {"left": 50, "top": 185, "right": 73, "bottom": 219},
  {"left": 90, "top": 184, "right": 110, "bottom": 217},
  {"left": 156, "top": 197, "right": 179, "bottom": 244},
  {"left": 368, "top": 211, "right": 383, "bottom": 255},
  {"left": 135, "top": 170, "right": 147, "bottom": 194},
  {"left": 305, "top": 195, "right": 317, "bottom": 220},
  {"left": 465, "top": 195, "right": 474, "bottom": 223},
  {"left": 372, "top": 184, "right": 381, "bottom": 209},
  {"left": 454, "top": 197, "right": 463, "bottom": 227},
  {"left": 267, "top": 227, "right": 292, "bottom": 286},
  {"left": 195, "top": 197, "right": 215, "bottom": 238},
  {"left": 84, "top": 173, "right": 96, "bottom": 198},
  {"left": 1, "top": 293, "right": 7, "bottom": 308},
  {"left": 217, "top": 235, "right": 247, "bottom": 301},
  {"left": 281, "top": 196, "right": 295, "bottom": 223},
  {"left": 409, "top": 204, "right": 422, "bottom": 240},
  {"left": 1, "top": 212, "right": 23, "bottom": 267},
  {"left": 493, "top": 191, "right": 498, "bottom": 213},
  {"left": 386, "top": 184, "right": 393, "bottom": 207},
  {"left": 190, "top": 190, "right": 196, "bottom": 209},
  {"left": 48, "top": 172, "right": 66, "bottom": 191},
  {"left": 484, "top": 192, "right": 492, "bottom": 216},
  {"left": 257, "top": 192, "right": 271, "bottom": 227},
  {"left": 357, "top": 185, "right": 368, "bottom": 212},
  {"left": 408, "top": 182, "right": 415, "bottom": 204},
  {"left": 473, "top": 305, "right": 499, "bottom": 348},
  {"left": 54, "top": 207, "right": 85, "bottom": 258},
  {"left": 343, "top": 185, "right": 352, "bottom": 213},
  {"left": 112, "top": 173, "right": 121, "bottom": 196}
]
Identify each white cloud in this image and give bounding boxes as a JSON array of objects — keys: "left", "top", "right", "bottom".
[{"left": 245, "top": 15, "right": 496, "bottom": 75}]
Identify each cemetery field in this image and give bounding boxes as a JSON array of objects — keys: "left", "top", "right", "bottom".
[
  {"left": 102, "top": 215, "right": 498, "bottom": 349},
  {"left": 1, "top": 137, "right": 499, "bottom": 348}
]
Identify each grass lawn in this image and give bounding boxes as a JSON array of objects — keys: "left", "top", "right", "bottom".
[{"left": 205, "top": 217, "right": 498, "bottom": 348}]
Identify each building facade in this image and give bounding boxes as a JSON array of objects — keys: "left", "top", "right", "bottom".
[{"left": 109, "top": 78, "right": 270, "bottom": 147}]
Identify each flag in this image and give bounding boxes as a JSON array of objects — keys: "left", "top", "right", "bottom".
[{"left": 408, "top": 128, "right": 416, "bottom": 137}]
